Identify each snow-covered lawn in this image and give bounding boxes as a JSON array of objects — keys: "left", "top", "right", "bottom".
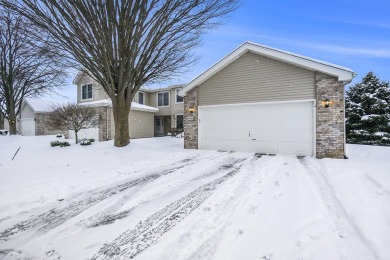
[{"left": 0, "top": 136, "right": 389, "bottom": 260}]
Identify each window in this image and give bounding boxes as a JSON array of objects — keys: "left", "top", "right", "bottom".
[
  {"left": 138, "top": 92, "right": 144, "bottom": 105},
  {"left": 176, "top": 89, "right": 183, "bottom": 103},
  {"left": 81, "top": 84, "right": 92, "bottom": 100},
  {"left": 157, "top": 92, "right": 170, "bottom": 107},
  {"left": 176, "top": 115, "right": 183, "bottom": 129}
]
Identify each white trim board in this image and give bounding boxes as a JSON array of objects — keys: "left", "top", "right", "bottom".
[{"left": 179, "top": 42, "right": 356, "bottom": 96}]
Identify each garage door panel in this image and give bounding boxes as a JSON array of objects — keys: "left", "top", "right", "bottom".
[
  {"left": 279, "top": 130, "right": 297, "bottom": 140},
  {"left": 294, "top": 130, "right": 313, "bottom": 141},
  {"left": 263, "top": 141, "right": 278, "bottom": 154},
  {"left": 20, "top": 118, "right": 35, "bottom": 136},
  {"left": 199, "top": 101, "right": 314, "bottom": 156}
]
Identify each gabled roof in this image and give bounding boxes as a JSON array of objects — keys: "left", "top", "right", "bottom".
[
  {"left": 80, "top": 98, "right": 159, "bottom": 113},
  {"left": 24, "top": 98, "right": 69, "bottom": 113},
  {"left": 179, "top": 42, "right": 356, "bottom": 96},
  {"left": 140, "top": 84, "right": 185, "bottom": 93},
  {"left": 73, "top": 70, "right": 185, "bottom": 93}
]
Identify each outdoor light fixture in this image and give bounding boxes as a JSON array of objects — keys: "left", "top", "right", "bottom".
[
  {"left": 188, "top": 107, "right": 195, "bottom": 113},
  {"left": 322, "top": 98, "right": 331, "bottom": 108}
]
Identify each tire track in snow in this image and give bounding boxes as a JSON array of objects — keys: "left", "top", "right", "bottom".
[
  {"left": 186, "top": 155, "right": 264, "bottom": 260},
  {"left": 82, "top": 154, "right": 236, "bottom": 228},
  {"left": 91, "top": 157, "right": 251, "bottom": 260},
  {"left": 298, "top": 158, "right": 379, "bottom": 259},
  {"left": 0, "top": 154, "right": 212, "bottom": 242},
  {"left": 364, "top": 174, "right": 390, "bottom": 196}
]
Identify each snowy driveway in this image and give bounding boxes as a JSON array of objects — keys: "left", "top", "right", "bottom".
[{"left": 0, "top": 136, "right": 389, "bottom": 259}]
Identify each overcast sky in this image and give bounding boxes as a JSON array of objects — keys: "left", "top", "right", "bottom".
[{"left": 50, "top": 0, "right": 390, "bottom": 102}]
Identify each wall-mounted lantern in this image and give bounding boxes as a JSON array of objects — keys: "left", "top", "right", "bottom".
[
  {"left": 188, "top": 107, "right": 196, "bottom": 113},
  {"left": 322, "top": 98, "right": 331, "bottom": 108}
]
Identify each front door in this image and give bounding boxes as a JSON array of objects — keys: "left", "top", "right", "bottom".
[{"left": 155, "top": 117, "right": 164, "bottom": 136}]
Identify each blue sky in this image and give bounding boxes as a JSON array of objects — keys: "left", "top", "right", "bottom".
[{"left": 53, "top": 0, "right": 390, "bottom": 101}]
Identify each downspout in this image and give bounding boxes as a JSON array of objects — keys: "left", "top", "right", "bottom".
[
  {"left": 344, "top": 73, "right": 357, "bottom": 158},
  {"left": 343, "top": 85, "right": 346, "bottom": 158},
  {"left": 106, "top": 105, "right": 109, "bottom": 141}
]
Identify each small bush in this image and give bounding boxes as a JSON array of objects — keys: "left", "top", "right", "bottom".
[
  {"left": 51, "top": 140, "right": 70, "bottom": 147},
  {"left": 60, "top": 141, "right": 70, "bottom": 147},
  {"left": 88, "top": 138, "right": 95, "bottom": 142},
  {"left": 79, "top": 138, "right": 91, "bottom": 146},
  {"left": 56, "top": 134, "right": 63, "bottom": 138}
]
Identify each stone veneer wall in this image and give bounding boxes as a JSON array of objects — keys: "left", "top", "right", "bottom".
[
  {"left": 35, "top": 113, "right": 67, "bottom": 136},
  {"left": 96, "top": 106, "right": 112, "bottom": 141},
  {"left": 35, "top": 113, "right": 45, "bottom": 135},
  {"left": 184, "top": 87, "right": 198, "bottom": 148},
  {"left": 315, "top": 72, "right": 345, "bottom": 159}
]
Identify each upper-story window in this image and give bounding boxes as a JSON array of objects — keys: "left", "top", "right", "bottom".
[
  {"left": 138, "top": 92, "right": 144, "bottom": 105},
  {"left": 157, "top": 91, "right": 170, "bottom": 107},
  {"left": 176, "top": 89, "right": 183, "bottom": 103},
  {"left": 81, "top": 84, "right": 93, "bottom": 100}
]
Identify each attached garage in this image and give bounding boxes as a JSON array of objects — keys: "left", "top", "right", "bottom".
[
  {"left": 179, "top": 42, "right": 356, "bottom": 158},
  {"left": 19, "top": 98, "right": 67, "bottom": 136},
  {"left": 199, "top": 100, "right": 314, "bottom": 156}
]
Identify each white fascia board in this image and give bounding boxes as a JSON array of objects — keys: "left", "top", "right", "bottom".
[
  {"left": 179, "top": 42, "right": 355, "bottom": 96},
  {"left": 246, "top": 42, "right": 355, "bottom": 81},
  {"left": 72, "top": 70, "right": 85, "bottom": 85}
]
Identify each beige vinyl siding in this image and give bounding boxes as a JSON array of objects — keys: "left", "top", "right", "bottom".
[
  {"left": 20, "top": 103, "right": 35, "bottom": 118},
  {"left": 171, "top": 88, "right": 184, "bottom": 115},
  {"left": 149, "top": 88, "right": 184, "bottom": 116},
  {"left": 150, "top": 91, "right": 170, "bottom": 116},
  {"left": 77, "top": 74, "right": 109, "bottom": 103},
  {"left": 128, "top": 110, "right": 154, "bottom": 138},
  {"left": 110, "top": 110, "right": 154, "bottom": 139},
  {"left": 134, "top": 91, "right": 151, "bottom": 106},
  {"left": 197, "top": 51, "right": 315, "bottom": 106},
  {"left": 143, "top": 92, "right": 150, "bottom": 106}
]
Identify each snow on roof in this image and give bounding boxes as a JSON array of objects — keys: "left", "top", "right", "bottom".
[
  {"left": 80, "top": 98, "right": 159, "bottom": 113},
  {"left": 179, "top": 41, "right": 356, "bottom": 96},
  {"left": 24, "top": 98, "right": 69, "bottom": 113}
]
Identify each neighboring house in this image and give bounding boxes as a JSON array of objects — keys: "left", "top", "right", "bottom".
[
  {"left": 19, "top": 98, "right": 67, "bottom": 136},
  {"left": 73, "top": 72, "right": 184, "bottom": 141},
  {"left": 179, "top": 42, "right": 356, "bottom": 159}
]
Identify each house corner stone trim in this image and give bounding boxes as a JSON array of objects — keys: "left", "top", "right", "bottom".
[
  {"left": 315, "top": 72, "right": 345, "bottom": 159},
  {"left": 184, "top": 87, "right": 198, "bottom": 149},
  {"left": 96, "top": 106, "right": 112, "bottom": 141},
  {"left": 35, "top": 113, "right": 45, "bottom": 135}
]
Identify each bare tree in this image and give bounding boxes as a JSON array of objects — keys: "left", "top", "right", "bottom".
[
  {"left": 47, "top": 103, "right": 98, "bottom": 144},
  {"left": 1, "top": 0, "right": 238, "bottom": 146},
  {"left": 0, "top": 113, "right": 4, "bottom": 129},
  {"left": 0, "top": 9, "right": 67, "bottom": 134}
]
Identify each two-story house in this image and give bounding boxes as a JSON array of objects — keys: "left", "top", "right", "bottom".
[
  {"left": 134, "top": 85, "right": 184, "bottom": 136},
  {"left": 73, "top": 71, "right": 184, "bottom": 141}
]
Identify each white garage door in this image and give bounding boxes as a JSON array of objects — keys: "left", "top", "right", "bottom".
[
  {"left": 199, "top": 101, "right": 315, "bottom": 156},
  {"left": 20, "top": 118, "right": 35, "bottom": 136}
]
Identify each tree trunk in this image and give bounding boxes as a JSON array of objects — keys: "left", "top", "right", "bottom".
[
  {"left": 8, "top": 111, "right": 17, "bottom": 135},
  {"left": 75, "top": 130, "right": 78, "bottom": 144},
  {"left": 112, "top": 103, "right": 130, "bottom": 147}
]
